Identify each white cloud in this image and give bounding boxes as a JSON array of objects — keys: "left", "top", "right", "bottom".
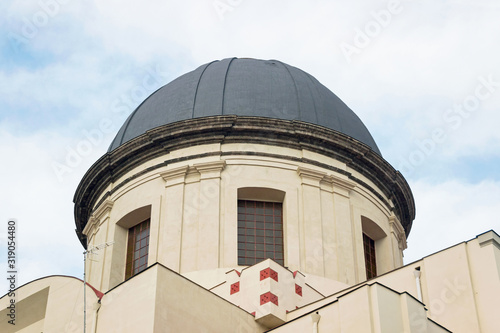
[
  {"left": 404, "top": 179, "right": 500, "bottom": 264},
  {"left": 0, "top": 0, "right": 499, "bottom": 293},
  {"left": 0, "top": 128, "right": 103, "bottom": 292}
]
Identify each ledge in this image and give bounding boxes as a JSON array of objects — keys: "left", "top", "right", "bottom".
[
  {"left": 73, "top": 116, "right": 415, "bottom": 248},
  {"left": 477, "top": 230, "right": 500, "bottom": 250}
]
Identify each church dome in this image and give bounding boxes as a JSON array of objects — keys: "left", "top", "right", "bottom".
[{"left": 108, "top": 58, "right": 381, "bottom": 155}]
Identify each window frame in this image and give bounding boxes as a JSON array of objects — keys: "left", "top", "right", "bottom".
[
  {"left": 125, "top": 218, "right": 151, "bottom": 280},
  {"left": 363, "top": 233, "right": 377, "bottom": 280},
  {"left": 237, "top": 199, "right": 284, "bottom": 266}
]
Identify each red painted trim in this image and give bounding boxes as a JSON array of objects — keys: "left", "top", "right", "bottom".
[
  {"left": 260, "top": 291, "right": 279, "bottom": 306},
  {"left": 295, "top": 283, "right": 303, "bottom": 296},
  {"left": 85, "top": 282, "right": 104, "bottom": 300},
  {"left": 230, "top": 281, "right": 240, "bottom": 295},
  {"left": 260, "top": 268, "right": 278, "bottom": 282}
]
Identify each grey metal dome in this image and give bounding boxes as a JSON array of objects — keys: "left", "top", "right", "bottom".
[{"left": 109, "top": 58, "right": 380, "bottom": 154}]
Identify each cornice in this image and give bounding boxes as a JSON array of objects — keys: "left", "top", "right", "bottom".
[
  {"left": 160, "top": 165, "right": 189, "bottom": 187},
  {"left": 326, "top": 174, "right": 356, "bottom": 197},
  {"left": 73, "top": 116, "right": 415, "bottom": 248},
  {"left": 194, "top": 160, "right": 227, "bottom": 180},
  {"left": 82, "top": 200, "right": 114, "bottom": 237},
  {"left": 389, "top": 214, "right": 407, "bottom": 251},
  {"left": 297, "top": 166, "right": 327, "bottom": 187}
]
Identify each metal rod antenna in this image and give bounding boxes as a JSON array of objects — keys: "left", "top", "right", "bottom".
[
  {"left": 83, "top": 250, "right": 87, "bottom": 333},
  {"left": 83, "top": 241, "right": 114, "bottom": 333}
]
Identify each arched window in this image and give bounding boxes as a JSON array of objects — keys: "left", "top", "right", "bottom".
[
  {"left": 363, "top": 233, "right": 377, "bottom": 279},
  {"left": 116, "top": 205, "right": 152, "bottom": 280},
  {"left": 237, "top": 188, "right": 285, "bottom": 266},
  {"left": 125, "top": 218, "right": 150, "bottom": 279},
  {"left": 361, "top": 216, "right": 386, "bottom": 280}
]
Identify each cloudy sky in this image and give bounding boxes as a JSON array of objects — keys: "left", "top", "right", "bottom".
[{"left": 1, "top": 0, "right": 499, "bottom": 293}]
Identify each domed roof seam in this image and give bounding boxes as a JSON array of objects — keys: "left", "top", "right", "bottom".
[
  {"left": 107, "top": 58, "right": 381, "bottom": 154},
  {"left": 192, "top": 60, "right": 218, "bottom": 118},
  {"left": 301, "top": 71, "right": 319, "bottom": 124},
  {"left": 221, "top": 57, "right": 237, "bottom": 115},
  {"left": 113, "top": 84, "right": 165, "bottom": 148},
  {"left": 273, "top": 59, "right": 302, "bottom": 120},
  {"left": 307, "top": 73, "right": 343, "bottom": 134}
]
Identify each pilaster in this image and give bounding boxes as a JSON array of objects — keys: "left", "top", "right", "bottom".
[
  {"left": 194, "top": 160, "right": 226, "bottom": 270},
  {"left": 158, "top": 166, "right": 189, "bottom": 271},
  {"left": 83, "top": 200, "right": 114, "bottom": 240},
  {"left": 84, "top": 200, "right": 114, "bottom": 290},
  {"left": 297, "top": 167, "right": 326, "bottom": 276},
  {"left": 329, "top": 174, "right": 356, "bottom": 284},
  {"left": 319, "top": 177, "right": 338, "bottom": 281},
  {"left": 389, "top": 214, "right": 407, "bottom": 268}
]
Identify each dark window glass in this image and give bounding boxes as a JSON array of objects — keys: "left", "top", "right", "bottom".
[
  {"left": 237, "top": 200, "right": 284, "bottom": 266},
  {"left": 363, "top": 233, "right": 377, "bottom": 279},
  {"left": 125, "top": 219, "right": 150, "bottom": 280}
]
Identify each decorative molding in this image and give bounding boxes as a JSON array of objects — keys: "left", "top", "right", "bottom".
[
  {"left": 160, "top": 165, "right": 189, "bottom": 187},
  {"left": 193, "top": 160, "right": 226, "bottom": 180},
  {"left": 330, "top": 174, "right": 356, "bottom": 190},
  {"left": 83, "top": 216, "right": 98, "bottom": 238},
  {"left": 94, "top": 200, "right": 114, "bottom": 221},
  {"left": 74, "top": 116, "right": 415, "bottom": 247},
  {"left": 327, "top": 174, "right": 356, "bottom": 197},
  {"left": 389, "top": 215, "right": 407, "bottom": 250},
  {"left": 297, "top": 166, "right": 327, "bottom": 187},
  {"left": 83, "top": 200, "right": 114, "bottom": 237}
]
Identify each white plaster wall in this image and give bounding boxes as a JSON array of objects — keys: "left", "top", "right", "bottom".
[
  {"left": 0, "top": 276, "right": 99, "bottom": 333},
  {"left": 83, "top": 143, "right": 404, "bottom": 292}
]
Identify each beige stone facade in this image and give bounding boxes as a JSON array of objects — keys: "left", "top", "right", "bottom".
[
  {"left": 2, "top": 116, "right": 499, "bottom": 332},
  {"left": 2, "top": 230, "right": 498, "bottom": 332},
  {"left": 81, "top": 139, "right": 407, "bottom": 293},
  {"left": 2, "top": 57, "right": 498, "bottom": 331}
]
